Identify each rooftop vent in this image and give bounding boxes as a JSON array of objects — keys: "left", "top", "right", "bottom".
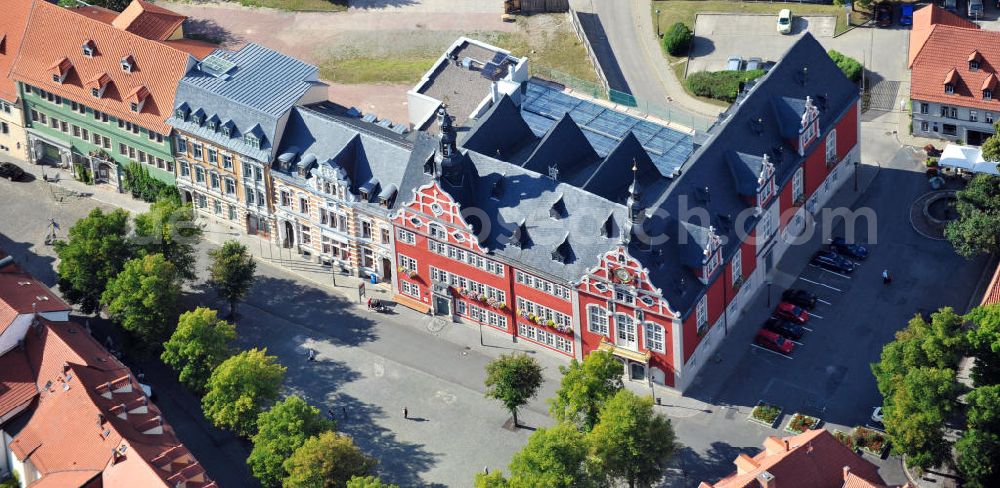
[{"left": 750, "top": 117, "right": 764, "bottom": 135}]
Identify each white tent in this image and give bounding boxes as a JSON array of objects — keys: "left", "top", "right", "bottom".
[{"left": 938, "top": 144, "right": 1000, "bottom": 175}]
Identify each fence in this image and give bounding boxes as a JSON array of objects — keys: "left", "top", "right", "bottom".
[{"left": 517, "top": 0, "right": 569, "bottom": 13}]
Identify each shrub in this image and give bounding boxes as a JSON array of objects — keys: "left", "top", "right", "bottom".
[
  {"left": 122, "top": 162, "right": 177, "bottom": 203},
  {"left": 834, "top": 430, "right": 856, "bottom": 450},
  {"left": 787, "top": 413, "right": 820, "bottom": 434},
  {"left": 828, "top": 50, "right": 863, "bottom": 83},
  {"left": 751, "top": 402, "right": 781, "bottom": 425},
  {"left": 662, "top": 22, "right": 693, "bottom": 56},
  {"left": 686, "top": 69, "right": 766, "bottom": 102}
]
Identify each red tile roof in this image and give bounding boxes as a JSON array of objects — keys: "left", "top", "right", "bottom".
[
  {"left": 909, "top": 5, "right": 1000, "bottom": 113},
  {"left": 700, "top": 429, "right": 887, "bottom": 488},
  {"left": 69, "top": 5, "right": 120, "bottom": 24},
  {"left": 982, "top": 264, "right": 1000, "bottom": 306},
  {"left": 0, "top": 0, "right": 34, "bottom": 102},
  {"left": 0, "top": 271, "right": 70, "bottom": 315},
  {"left": 0, "top": 348, "right": 36, "bottom": 421},
  {"left": 10, "top": 0, "right": 209, "bottom": 135},
  {"left": 8, "top": 319, "right": 215, "bottom": 487},
  {"left": 111, "top": 0, "right": 186, "bottom": 41}
]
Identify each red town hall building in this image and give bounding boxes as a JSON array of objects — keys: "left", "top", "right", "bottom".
[{"left": 392, "top": 34, "right": 860, "bottom": 392}]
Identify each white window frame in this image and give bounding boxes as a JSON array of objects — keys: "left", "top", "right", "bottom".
[
  {"left": 696, "top": 295, "right": 708, "bottom": 334},
  {"left": 398, "top": 254, "right": 417, "bottom": 272},
  {"left": 825, "top": 129, "right": 837, "bottom": 164},
  {"left": 397, "top": 228, "right": 416, "bottom": 245},
  {"left": 731, "top": 248, "right": 742, "bottom": 285},
  {"left": 644, "top": 322, "right": 665, "bottom": 353},
  {"left": 792, "top": 167, "right": 804, "bottom": 203},
  {"left": 401, "top": 281, "right": 420, "bottom": 299},
  {"left": 587, "top": 305, "right": 609, "bottom": 336}
]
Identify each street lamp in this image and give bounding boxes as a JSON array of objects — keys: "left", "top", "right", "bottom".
[
  {"left": 479, "top": 322, "right": 485, "bottom": 347},
  {"left": 656, "top": 9, "right": 661, "bottom": 38},
  {"left": 854, "top": 161, "right": 860, "bottom": 191},
  {"left": 765, "top": 280, "right": 773, "bottom": 308}
]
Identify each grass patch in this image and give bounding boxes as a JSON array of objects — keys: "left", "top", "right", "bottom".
[
  {"left": 215, "top": 0, "right": 348, "bottom": 12},
  {"left": 321, "top": 57, "right": 438, "bottom": 85},
  {"left": 686, "top": 69, "right": 765, "bottom": 103}
]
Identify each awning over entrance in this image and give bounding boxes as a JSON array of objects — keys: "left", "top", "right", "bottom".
[{"left": 598, "top": 338, "right": 651, "bottom": 364}]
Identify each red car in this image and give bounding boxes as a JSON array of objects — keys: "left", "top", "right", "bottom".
[
  {"left": 773, "top": 302, "right": 809, "bottom": 324},
  {"left": 755, "top": 329, "right": 795, "bottom": 355}
]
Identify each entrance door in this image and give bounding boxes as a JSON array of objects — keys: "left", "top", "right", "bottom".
[
  {"left": 381, "top": 257, "right": 392, "bottom": 283},
  {"left": 434, "top": 295, "right": 451, "bottom": 316},
  {"left": 96, "top": 162, "right": 112, "bottom": 184},
  {"left": 248, "top": 215, "right": 259, "bottom": 235},
  {"left": 630, "top": 362, "right": 646, "bottom": 381},
  {"left": 615, "top": 314, "right": 638, "bottom": 350},
  {"left": 283, "top": 221, "right": 295, "bottom": 248},
  {"left": 183, "top": 191, "right": 193, "bottom": 205},
  {"left": 967, "top": 130, "right": 992, "bottom": 146},
  {"left": 42, "top": 143, "right": 60, "bottom": 164}
]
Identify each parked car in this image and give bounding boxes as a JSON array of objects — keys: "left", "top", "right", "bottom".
[
  {"left": 781, "top": 289, "right": 818, "bottom": 309},
  {"left": 763, "top": 317, "right": 805, "bottom": 340},
  {"left": 774, "top": 302, "right": 810, "bottom": 324},
  {"left": 755, "top": 328, "right": 795, "bottom": 354},
  {"left": 727, "top": 56, "right": 743, "bottom": 71},
  {"left": 871, "top": 406, "right": 884, "bottom": 423},
  {"left": 0, "top": 162, "right": 25, "bottom": 181},
  {"left": 874, "top": 3, "right": 893, "bottom": 27},
  {"left": 746, "top": 57, "right": 763, "bottom": 71},
  {"left": 777, "top": 9, "right": 793, "bottom": 34},
  {"left": 900, "top": 4, "right": 914, "bottom": 25},
  {"left": 830, "top": 237, "right": 869, "bottom": 260},
  {"left": 810, "top": 250, "right": 856, "bottom": 274},
  {"left": 969, "top": 0, "right": 984, "bottom": 17}
]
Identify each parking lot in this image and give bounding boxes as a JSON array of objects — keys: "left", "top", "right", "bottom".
[{"left": 688, "top": 13, "right": 836, "bottom": 74}]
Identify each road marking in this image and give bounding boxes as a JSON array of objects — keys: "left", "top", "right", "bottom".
[
  {"left": 820, "top": 268, "right": 852, "bottom": 279},
  {"left": 817, "top": 299, "right": 832, "bottom": 305},
  {"left": 751, "top": 344, "right": 793, "bottom": 360},
  {"left": 799, "top": 277, "right": 842, "bottom": 292},
  {"left": 807, "top": 312, "right": 824, "bottom": 319},
  {"left": 802, "top": 326, "right": 814, "bottom": 332},
  {"left": 789, "top": 339, "right": 804, "bottom": 345}
]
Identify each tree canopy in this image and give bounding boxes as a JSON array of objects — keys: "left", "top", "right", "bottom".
[
  {"left": 508, "top": 422, "right": 594, "bottom": 488},
  {"left": 967, "top": 304, "right": 1000, "bottom": 386},
  {"left": 132, "top": 198, "right": 202, "bottom": 280},
  {"left": 345, "top": 476, "right": 399, "bottom": 488},
  {"left": 945, "top": 174, "right": 1000, "bottom": 257},
  {"left": 202, "top": 348, "right": 286, "bottom": 437},
  {"left": 101, "top": 254, "right": 181, "bottom": 352},
  {"left": 587, "top": 390, "right": 677, "bottom": 488},
  {"left": 549, "top": 350, "right": 623, "bottom": 431},
  {"left": 282, "top": 431, "right": 377, "bottom": 488},
  {"left": 484, "top": 353, "right": 544, "bottom": 427},
  {"left": 209, "top": 240, "right": 257, "bottom": 316},
  {"left": 249, "top": 395, "right": 335, "bottom": 487},
  {"left": 54, "top": 208, "right": 132, "bottom": 314},
  {"left": 161, "top": 308, "right": 236, "bottom": 393}
]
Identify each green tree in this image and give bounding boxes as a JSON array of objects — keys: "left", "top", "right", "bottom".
[
  {"left": 980, "top": 121, "right": 1000, "bottom": 162},
  {"left": 202, "top": 348, "right": 286, "bottom": 437},
  {"left": 662, "top": 22, "right": 692, "bottom": 56},
  {"left": 282, "top": 431, "right": 377, "bottom": 488},
  {"left": 549, "top": 350, "right": 623, "bottom": 431},
  {"left": 883, "top": 367, "right": 964, "bottom": 470},
  {"left": 59, "top": 0, "right": 130, "bottom": 11},
  {"left": 966, "top": 385, "right": 1000, "bottom": 432},
  {"left": 101, "top": 254, "right": 181, "bottom": 351},
  {"left": 956, "top": 429, "right": 1000, "bottom": 488},
  {"left": 945, "top": 174, "right": 1000, "bottom": 257},
  {"left": 508, "top": 422, "right": 594, "bottom": 488},
  {"left": 161, "top": 308, "right": 237, "bottom": 393},
  {"left": 587, "top": 390, "right": 677, "bottom": 488},
  {"left": 473, "top": 472, "right": 510, "bottom": 488},
  {"left": 54, "top": 208, "right": 132, "bottom": 314},
  {"left": 871, "top": 308, "right": 965, "bottom": 395},
  {"left": 133, "top": 198, "right": 202, "bottom": 280},
  {"left": 346, "top": 476, "right": 399, "bottom": 488},
  {"left": 827, "top": 50, "right": 863, "bottom": 83},
  {"left": 484, "top": 353, "right": 543, "bottom": 427},
  {"left": 209, "top": 240, "right": 257, "bottom": 316},
  {"left": 967, "top": 304, "right": 1000, "bottom": 386},
  {"left": 249, "top": 395, "right": 336, "bottom": 487}
]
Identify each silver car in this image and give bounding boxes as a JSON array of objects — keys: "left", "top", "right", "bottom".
[{"left": 727, "top": 56, "right": 743, "bottom": 71}]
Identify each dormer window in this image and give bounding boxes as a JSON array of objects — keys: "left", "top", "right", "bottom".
[
  {"left": 944, "top": 68, "right": 959, "bottom": 96},
  {"left": 986, "top": 90, "right": 994, "bottom": 100},
  {"left": 49, "top": 57, "right": 72, "bottom": 84},
  {"left": 245, "top": 134, "right": 260, "bottom": 149},
  {"left": 208, "top": 120, "right": 217, "bottom": 131},
  {"left": 174, "top": 105, "right": 189, "bottom": 120},
  {"left": 82, "top": 40, "right": 95, "bottom": 57},
  {"left": 550, "top": 195, "right": 567, "bottom": 219},
  {"left": 970, "top": 60, "right": 980, "bottom": 71},
  {"left": 86, "top": 72, "right": 110, "bottom": 99},
  {"left": 221, "top": 125, "right": 231, "bottom": 136},
  {"left": 126, "top": 85, "right": 149, "bottom": 113},
  {"left": 945, "top": 84, "right": 955, "bottom": 94},
  {"left": 120, "top": 56, "right": 134, "bottom": 73},
  {"left": 701, "top": 226, "right": 723, "bottom": 279}
]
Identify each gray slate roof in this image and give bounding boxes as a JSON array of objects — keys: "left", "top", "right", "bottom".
[
  {"left": 167, "top": 43, "right": 323, "bottom": 162},
  {"left": 272, "top": 103, "right": 430, "bottom": 211}
]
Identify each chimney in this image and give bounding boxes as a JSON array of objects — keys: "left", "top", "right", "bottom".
[
  {"left": 491, "top": 81, "right": 500, "bottom": 104},
  {"left": 784, "top": 439, "right": 789, "bottom": 452},
  {"left": 843, "top": 466, "right": 851, "bottom": 481},
  {"left": 756, "top": 470, "right": 775, "bottom": 488}
]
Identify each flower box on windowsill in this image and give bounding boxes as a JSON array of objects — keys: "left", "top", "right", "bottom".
[
  {"left": 748, "top": 401, "right": 782, "bottom": 428},
  {"left": 784, "top": 413, "right": 821, "bottom": 434},
  {"left": 733, "top": 276, "right": 745, "bottom": 290},
  {"left": 793, "top": 195, "right": 806, "bottom": 207},
  {"left": 407, "top": 271, "right": 418, "bottom": 279}
]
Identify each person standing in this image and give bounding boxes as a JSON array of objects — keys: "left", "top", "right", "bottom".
[
  {"left": 882, "top": 269, "right": 892, "bottom": 285},
  {"left": 403, "top": 406, "right": 408, "bottom": 419}
]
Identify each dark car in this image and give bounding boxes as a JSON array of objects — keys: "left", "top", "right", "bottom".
[
  {"left": 874, "top": 3, "right": 893, "bottom": 27},
  {"left": 755, "top": 329, "right": 794, "bottom": 354},
  {"left": 830, "top": 237, "right": 869, "bottom": 260},
  {"left": 900, "top": 4, "right": 914, "bottom": 25},
  {"left": 0, "top": 162, "right": 25, "bottom": 181},
  {"left": 782, "top": 289, "right": 818, "bottom": 309},
  {"left": 774, "top": 302, "right": 810, "bottom": 324},
  {"left": 764, "top": 317, "right": 805, "bottom": 340},
  {"left": 811, "top": 250, "right": 856, "bottom": 274}
]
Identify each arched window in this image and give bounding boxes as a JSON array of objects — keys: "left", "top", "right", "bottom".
[{"left": 615, "top": 313, "right": 636, "bottom": 350}]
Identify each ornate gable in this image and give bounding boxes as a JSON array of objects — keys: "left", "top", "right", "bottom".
[
  {"left": 577, "top": 246, "right": 677, "bottom": 319},
  {"left": 392, "top": 181, "right": 486, "bottom": 253}
]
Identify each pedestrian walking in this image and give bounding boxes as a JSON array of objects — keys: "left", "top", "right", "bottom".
[
  {"left": 327, "top": 408, "right": 335, "bottom": 420},
  {"left": 307, "top": 348, "right": 316, "bottom": 361},
  {"left": 342, "top": 406, "right": 347, "bottom": 418},
  {"left": 882, "top": 269, "right": 892, "bottom": 285},
  {"left": 484, "top": 467, "right": 490, "bottom": 475},
  {"left": 403, "top": 407, "right": 408, "bottom": 419}
]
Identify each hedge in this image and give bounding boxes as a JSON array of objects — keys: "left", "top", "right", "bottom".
[
  {"left": 686, "top": 69, "right": 766, "bottom": 102},
  {"left": 828, "top": 50, "right": 863, "bottom": 83}
]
